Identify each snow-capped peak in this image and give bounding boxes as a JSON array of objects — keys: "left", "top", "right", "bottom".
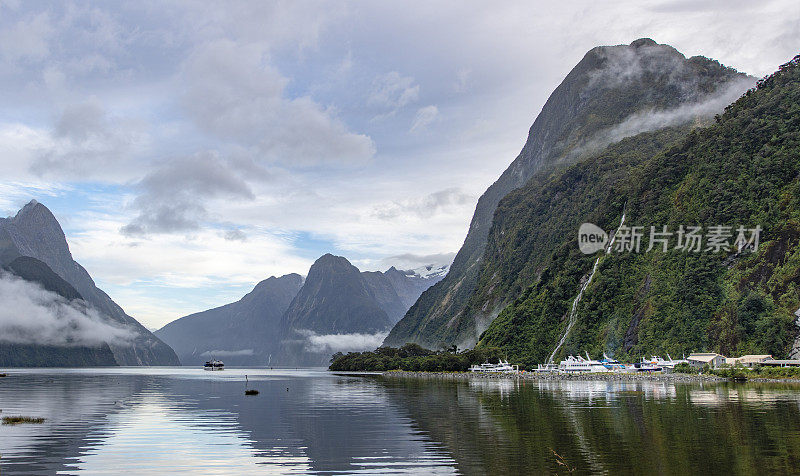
[{"left": 403, "top": 263, "right": 450, "bottom": 280}]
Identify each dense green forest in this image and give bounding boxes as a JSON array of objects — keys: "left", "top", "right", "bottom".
[
  {"left": 478, "top": 56, "right": 800, "bottom": 368},
  {"left": 328, "top": 344, "right": 504, "bottom": 372}
]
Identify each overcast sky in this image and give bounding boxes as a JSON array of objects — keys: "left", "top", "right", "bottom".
[{"left": 0, "top": 0, "right": 797, "bottom": 329}]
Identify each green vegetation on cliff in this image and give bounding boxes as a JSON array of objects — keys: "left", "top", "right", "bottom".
[{"left": 478, "top": 56, "right": 800, "bottom": 368}]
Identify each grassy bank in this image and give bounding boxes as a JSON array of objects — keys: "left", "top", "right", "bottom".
[{"left": 2, "top": 416, "right": 45, "bottom": 425}]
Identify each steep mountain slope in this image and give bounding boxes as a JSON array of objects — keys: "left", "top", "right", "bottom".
[
  {"left": 385, "top": 38, "right": 753, "bottom": 348},
  {"left": 0, "top": 201, "right": 179, "bottom": 366},
  {"left": 478, "top": 55, "right": 800, "bottom": 367},
  {"left": 0, "top": 256, "right": 118, "bottom": 366},
  {"left": 284, "top": 254, "right": 393, "bottom": 335},
  {"left": 279, "top": 254, "right": 394, "bottom": 365},
  {"left": 155, "top": 274, "right": 303, "bottom": 366}
]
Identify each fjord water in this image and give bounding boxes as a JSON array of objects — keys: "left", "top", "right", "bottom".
[{"left": 1, "top": 369, "right": 799, "bottom": 475}]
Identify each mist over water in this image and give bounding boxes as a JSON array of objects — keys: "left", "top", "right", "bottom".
[{"left": 1, "top": 369, "right": 800, "bottom": 475}]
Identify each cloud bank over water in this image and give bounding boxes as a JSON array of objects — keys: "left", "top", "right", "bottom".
[
  {"left": 298, "top": 329, "right": 388, "bottom": 354},
  {"left": 0, "top": 271, "right": 135, "bottom": 347}
]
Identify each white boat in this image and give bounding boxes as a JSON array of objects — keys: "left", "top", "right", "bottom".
[
  {"left": 599, "top": 353, "right": 628, "bottom": 372},
  {"left": 204, "top": 359, "right": 224, "bottom": 371},
  {"left": 558, "top": 354, "right": 608, "bottom": 373},
  {"left": 469, "top": 360, "right": 519, "bottom": 373},
  {"left": 631, "top": 356, "right": 664, "bottom": 372},
  {"left": 534, "top": 363, "right": 559, "bottom": 372}
]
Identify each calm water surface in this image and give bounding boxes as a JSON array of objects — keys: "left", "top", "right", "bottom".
[{"left": 1, "top": 368, "right": 799, "bottom": 475}]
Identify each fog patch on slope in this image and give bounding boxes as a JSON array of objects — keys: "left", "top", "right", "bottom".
[
  {"left": 571, "top": 76, "right": 755, "bottom": 160},
  {"left": 298, "top": 329, "right": 388, "bottom": 354},
  {"left": 0, "top": 271, "right": 135, "bottom": 347},
  {"left": 199, "top": 349, "right": 255, "bottom": 357}
]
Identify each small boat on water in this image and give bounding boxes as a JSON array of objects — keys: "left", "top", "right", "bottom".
[
  {"left": 204, "top": 359, "right": 224, "bottom": 371},
  {"left": 469, "top": 360, "right": 519, "bottom": 373}
]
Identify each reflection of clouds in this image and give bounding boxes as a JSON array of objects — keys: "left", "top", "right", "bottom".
[
  {"left": 0, "top": 371, "right": 138, "bottom": 465},
  {"left": 73, "top": 395, "right": 313, "bottom": 474}
]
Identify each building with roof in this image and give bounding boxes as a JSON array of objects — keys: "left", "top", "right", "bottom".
[
  {"left": 687, "top": 353, "right": 726, "bottom": 369},
  {"left": 725, "top": 355, "right": 773, "bottom": 367}
]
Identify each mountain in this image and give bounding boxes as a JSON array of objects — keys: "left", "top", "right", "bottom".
[
  {"left": 384, "top": 38, "right": 753, "bottom": 349},
  {"left": 155, "top": 274, "right": 303, "bottom": 366},
  {"left": 0, "top": 200, "right": 179, "bottom": 366},
  {"left": 156, "top": 254, "right": 447, "bottom": 366},
  {"left": 363, "top": 265, "right": 449, "bottom": 323},
  {"left": 477, "top": 55, "right": 800, "bottom": 366},
  {"left": 0, "top": 256, "right": 118, "bottom": 367}
]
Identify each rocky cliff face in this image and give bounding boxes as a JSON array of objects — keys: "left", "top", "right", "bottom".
[
  {"left": 385, "top": 39, "right": 753, "bottom": 349},
  {"left": 0, "top": 201, "right": 179, "bottom": 366}
]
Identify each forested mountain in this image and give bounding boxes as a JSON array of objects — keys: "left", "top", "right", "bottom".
[
  {"left": 0, "top": 201, "right": 179, "bottom": 366},
  {"left": 478, "top": 55, "right": 800, "bottom": 367},
  {"left": 385, "top": 38, "right": 753, "bottom": 349}
]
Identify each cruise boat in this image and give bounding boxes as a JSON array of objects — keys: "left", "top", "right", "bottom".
[
  {"left": 631, "top": 357, "right": 662, "bottom": 372},
  {"left": 204, "top": 359, "right": 224, "bottom": 371},
  {"left": 469, "top": 360, "right": 519, "bottom": 373},
  {"left": 558, "top": 354, "right": 608, "bottom": 373}
]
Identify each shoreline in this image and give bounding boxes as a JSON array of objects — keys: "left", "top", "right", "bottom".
[{"left": 376, "top": 370, "right": 800, "bottom": 384}]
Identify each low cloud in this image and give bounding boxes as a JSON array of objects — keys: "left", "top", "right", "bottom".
[
  {"left": 199, "top": 349, "right": 255, "bottom": 357},
  {"left": 571, "top": 75, "right": 754, "bottom": 160},
  {"left": 383, "top": 252, "right": 456, "bottom": 270},
  {"left": 598, "top": 76, "right": 754, "bottom": 144},
  {"left": 298, "top": 329, "right": 387, "bottom": 353},
  {"left": 0, "top": 271, "right": 135, "bottom": 347},
  {"left": 372, "top": 187, "right": 474, "bottom": 220}
]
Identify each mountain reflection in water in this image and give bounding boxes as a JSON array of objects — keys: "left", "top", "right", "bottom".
[{"left": 1, "top": 368, "right": 799, "bottom": 475}]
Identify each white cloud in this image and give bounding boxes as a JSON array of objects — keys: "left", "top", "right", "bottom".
[
  {"left": 298, "top": 329, "right": 387, "bottom": 353},
  {"left": 368, "top": 71, "right": 420, "bottom": 116},
  {"left": 181, "top": 39, "right": 375, "bottom": 167},
  {"left": 0, "top": 11, "right": 53, "bottom": 62},
  {"left": 199, "top": 349, "right": 254, "bottom": 357},
  {"left": 410, "top": 105, "right": 439, "bottom": 133},
  {"left": 0, "top": 270, "right": 135, "bottom": 347}
]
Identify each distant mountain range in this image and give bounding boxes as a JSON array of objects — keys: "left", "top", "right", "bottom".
[
  {"left": 155, "top": 254, "right": 448, "bottom": 366},
  {"left": 0, "top": 201, "right": 179, "bottom": 366}
]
